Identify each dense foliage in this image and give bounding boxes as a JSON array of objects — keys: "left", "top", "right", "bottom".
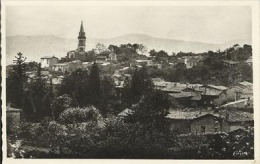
[
  {"left": 7, "top": 117, "right": 254, "bottom": 159},
  {"left": 147, "top": 51, "right": 252, "bottom": 86},
  {"left": 58, "top": 106, "right": 102, "bottom": 124}
]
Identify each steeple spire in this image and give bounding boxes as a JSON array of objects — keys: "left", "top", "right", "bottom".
[
  {"left": 80, "top": 20, "right": 84, "bottom": 33},
  {"left": 77, "top": 21, "right": 86, "bottom": 52}
]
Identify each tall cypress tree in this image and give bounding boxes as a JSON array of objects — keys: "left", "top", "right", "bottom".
[
  {"left": 88, "top": 62, "right": 102, "bottom": 109},
  {"left": 28, "top": 63, "right": 49, "bottom": 121},
  {"left": 124, "top": 66, "right": 154, "bottom": 105},
  {"left": 7, "top": 52, "right": 27, "bottom": 108}
]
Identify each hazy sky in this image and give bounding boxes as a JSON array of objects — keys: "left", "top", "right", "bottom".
[{"left": 6, "top": 5, "right": 251, "bottom": 44}]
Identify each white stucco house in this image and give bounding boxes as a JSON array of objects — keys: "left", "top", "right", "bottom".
[{"left": 40, "top": 56, "right": 58, "bottom": 68}]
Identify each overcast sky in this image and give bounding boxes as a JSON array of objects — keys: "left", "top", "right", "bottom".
[{"left": 6, "top": 5, "right": 251, "bottom": 44}]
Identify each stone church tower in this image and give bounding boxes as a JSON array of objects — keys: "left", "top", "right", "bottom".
[
  {"left": 77, "top": 21, "right": 86, "bottom": 53},
  {"left": 65, "top": 21, "right": 88, "bottom": 61}
]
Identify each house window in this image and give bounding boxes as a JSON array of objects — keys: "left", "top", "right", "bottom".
[
  {"left": 215, "top": 128, "right": 218, "bottom": 132},
  {"left": 201, "top": 126, "right": 206, "bottom": 133}
]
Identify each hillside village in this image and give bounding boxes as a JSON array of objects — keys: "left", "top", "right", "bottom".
[
  {"left": 39, "top": 22, "right": 252, "bottom": 120},
  {"left": 6, "top": 22, "right": 254, "bottom": 158}
]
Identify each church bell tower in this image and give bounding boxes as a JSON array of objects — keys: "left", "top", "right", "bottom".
[{"left": 77, "top": 21, "right": 86, "bottom": 53}]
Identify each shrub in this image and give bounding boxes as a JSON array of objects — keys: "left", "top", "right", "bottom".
[
  {"left": 58, "top": 106, "right": 103, "bottom": 124},
  {"left": 53, "top": 94, "right": 72, "bottom": 120}
]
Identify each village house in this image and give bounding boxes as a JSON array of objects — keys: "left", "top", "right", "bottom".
[
  {"left": 169, "top": 92, "right": 195, "bottom": 106},
  {"left": 99, "top": 62, "right": 115, "bottom": 74},
  {"left": 7, "top": 105, "right": 22, "bottom": 124},
  {"left": 151, "top": 77, "right": 164, "bottom": 83},
  {"left": 185, "top": 57, "right": 202, "bottom": 69},
  {"left": 186, "top": 84, "right": 204, "bottom": 92},
  {"left": 115, "top": 80, "right": 124, "bottom": 100},
  {"left": 240, "top": 88, "right": 253, "bottom": 105},
  {"left": 153, "top": 81, "right": 205, "bottom": 107},
  {"left": 40, "top": 56, "right": 58, "bottom": 69},
  {"left": 226, "top": 84, "right": 253, "bottom": 107},
  {"left": 238, "top": 81, "right": 253, "bottom": 89},
  {"left": 26, "top": 70, "right": 51, "bottom": 83},
  {"left": 113, "top": 73, "right": 132, "bottom": 100},
  {"left": 69, "top": 60, "right": 83, "bottom": 71},
  {"left": 151, "top": 77, "right": 166, "bottom": 89},
  {"left": 161, "top": 83, "right": 187, "bottom": 93},
  {"left": 190, "top": 114, "right": 230, "bottom": 134},
  {"left": 46, "top": 75, "right": 64, "bottom": 85},
  {"left": 96, "top": 52, "right": 117, "bottom": 62},
  {"left": 182, "top": 56, "right": 193, "bottom": 64},
  {"left": 245, "top": 56, "right": 252, "bottom": 66},
  {"left": 52, "top": 63, "right": 70, "bottom": 72},
  {"left": 166, "top": 110, "right": 195, "bottom": 133},
  {"left": 82, "top": 61, "right": 93, "bottom": 69},
  {"left": 135, "top": 54, "right": 149, "bottom": 60},
  {"left": 180, "top": 56, "right": 202, "bottom": 69},
  {"left": 117, "top": 108, "right": 134, "bottom": 118},
  {"left": 166, "top": 109, "right": 253, "bottom": 134},
  {"left": 222, "top": 60, "right": 240, "bottom": 67},
  {"left": 176, "top": 58, "right": 185, "bottom": 65},
  {"left": 130, "top": 59, "right": 153, "bottom": 67},
  {"left": 152, "top": 78, "right": 231, "bottom": 108},
  {"left": 109, "top": 52, "right": 117, "bottom": 61},
  {"left": 96, "top": 56, "right": 108, "bottom": 64},
  {"left": 231, "top": 81, "right": 253, "bottom": 103},
  {"left": 52, "top": 60, "right": 82, "bottom": 73},
  {"left": 220, "top": 99, "right": 249, "bottom": 108},
  {"left": 152, "top": 79, "right": 188, "bottom": 93},
  {"left": 117, "top": 67, "right": 130, "bottom": 74},
  {"left": 226, "top": 86, "right": 243, "bottom": 101},
  {"left": 148, "top": 63, "right": 163, "bottom": 69},
  {"left": 200, "top": 85, "right": 228, "bottom": 106}
]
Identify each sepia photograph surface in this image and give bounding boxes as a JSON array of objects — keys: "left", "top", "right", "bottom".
[{"left": 1, "top": 0, "right": 259, "bottom": 162}]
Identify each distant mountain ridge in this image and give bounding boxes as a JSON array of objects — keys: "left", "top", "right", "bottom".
[{"left": 6, "top": 34, "right": 251, "bottom": 65}]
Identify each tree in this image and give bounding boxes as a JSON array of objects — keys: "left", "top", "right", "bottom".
[
  {"left": 240, "top": 64, "right": 253, "bottom": 82},
  {"left": 123, "top": 67, "right": 154, "bottom": 106},
  {"left": 25, "top": 63, "right": 50, "bottom": 121},
  {"left": 88, "top": 62, "right": 102, "bottom": 109},
  {"left": 150, "top": 50, "right": 169, "bottom": 62},
  {"left": 108, "top": 45, "right": 119, "bottom": 54},
  {"left": 149, "top": 49, "right": 157, "bottom": 57},
  {"left": 53, "top": 94, "right": 72, "bottom": 120},
  {"left": 171, "top": 52, "right": 176, "bottom": 56},
  {"left": 7, "top": 52, "right": 27, "bottom": 108},
  {"left": 127, "top": 90, "right": 171, "bottom": 132},
  {"left": 85, "top": 49, "right": 96, "bottom": 62},
  {"left": 59, "top": 68, "right": 89, "bottom": 106},
  {"left": 171, "top": 63, "right": 186, "bottom": 82},
  {"left": 100, "top": 76, "right": 116, "bottom": 113},
  {"left": 137, "top": 44, "right": 148, "bottom": 55},
  {"left": 95, "top": 43, "right": 107, "bottom": 54},
  {"left": 25, "top": 61, "right": 38, "bottom": 72}
]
